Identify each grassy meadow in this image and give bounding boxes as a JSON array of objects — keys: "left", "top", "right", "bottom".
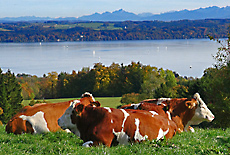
[
  {"left": 1, "top": 97, "right": 230, "bottom": 154},
  {"left": 22, "top": 97, "right": 122, "bottom": 108},
  {"left": 50, "top": 22, "right": 122, "bottom": 30},
  {"left": 0, "top": 126, "right": 229, "bottom": 154}
]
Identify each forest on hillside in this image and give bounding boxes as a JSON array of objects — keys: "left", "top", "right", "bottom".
[{"left": 0, "top": 19, "right": 229, "bottom": 42}]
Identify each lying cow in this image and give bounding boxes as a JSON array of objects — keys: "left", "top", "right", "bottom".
[
  {"left": 5, "top": 92, "right": 95, "bottom": 134},
  {"left": 58, "top": 101, "right": 177, "bottom": 147},
  {"left": 119, "top": 93, "right": 215, "bottom": 132}
]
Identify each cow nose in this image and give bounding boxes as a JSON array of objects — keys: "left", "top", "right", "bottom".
[{"left": 206, "top": 115, "right": 214, "bottom": 121}]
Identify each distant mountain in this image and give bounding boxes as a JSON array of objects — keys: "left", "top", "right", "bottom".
[
  {"left": 143, "top": 6, "right": 230, "bottom": 21},
  {"left": 0, "top": 16, "right": 53, "bottom": 22},
  {"left": 0, "top": 6, "right": 229, "bottom": 22},
  {"left": 78, "top": 9, "right": 141, "bottom": 21},
  {"left": 78, "top": 6, "right": 230, "bottom": 21}
]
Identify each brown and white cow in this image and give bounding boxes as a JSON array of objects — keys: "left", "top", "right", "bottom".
[
  {"left": 119, "top": 93, "right": 215, "bottom": 132},
  {"left": 58, "top": 101, "right": 177, "bottom": 147},
  {"left": 5, "top": 92, "right": 95, "bottom": 134}
]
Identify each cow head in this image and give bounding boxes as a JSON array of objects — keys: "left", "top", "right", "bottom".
[
  {"left": 72, "top": 101, "right": 101, "bottom": 119},
  {"left": 192, "top": 93, "right": 215, "bottom": 123},
  {"left": 58, "top": 100, "right": 81, "bottom": 136},
  {"left": 185, "top": 93, "right": 215, "bottom": 130},
  {"left": 58, "top": 99, "right": 101, "bottom": 136},
  {"left": 80, "top": 92, "right": 95, "bottom": 106}
]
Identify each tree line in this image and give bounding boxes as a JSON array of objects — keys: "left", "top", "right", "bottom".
[
  {"left": 17, "top": 62, "right": 191, "bottom": 99},
  {"left": 0, "top": 19, "right": 229, "bottom": 42}
]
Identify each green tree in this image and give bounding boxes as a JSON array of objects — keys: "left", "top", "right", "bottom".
[
  {"left": 140, "top": 69, "right": 164, "bottom": 99},
  {"left": 125, "top": 62, "right": 143, "bottom": 93},
  {"left": 0, "top": 69, "right": 23, "bottom": 124},
  {"left": 155, "top": 70, "right": 178, "bottom": 98},
  {"left": 197, "top": 30, "right": 230, "bottom": 128},
  {"left": 208, "top": 32, "right": 230, "bottom": 68}
]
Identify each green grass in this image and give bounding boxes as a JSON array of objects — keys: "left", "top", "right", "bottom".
[
  {"left": 4, "top": 97, "right": 230, "bottom": 154},
  {"left": 0, "top": 28, "right": 11, "bottom": 31},
  {"left": 22, "top": 97, "right": 122, "bottom": 108},
  {"left": 53, "top": 24, "right": 79, "bottom": 29},
  {"left": 0, "top": 125, "right": 229, "bottom": 154},
  {"left": 46, "top": 22, "right": 122, "bottom": 30}
]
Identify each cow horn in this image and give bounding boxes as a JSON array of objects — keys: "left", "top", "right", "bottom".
[
  {"left": 193, "top": 93, "right": 200, "bottom": 100},
  {"left": 91, "top": 101, "right": 101, "bottom": 107},
  {"left": 185, "top": 101, "right": 196, "bottom": 109}
]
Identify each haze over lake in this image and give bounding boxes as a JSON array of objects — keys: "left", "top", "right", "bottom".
[{"left": 0, "top": 39, "right": 220, "bottom": 78}]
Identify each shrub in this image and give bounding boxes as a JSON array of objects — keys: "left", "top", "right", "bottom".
[
  {"left": 29, "top": 99, "right": 49, "bottom": 106},
  {"left": 120, "top": 93, "right": 146, "bottom": 105}
]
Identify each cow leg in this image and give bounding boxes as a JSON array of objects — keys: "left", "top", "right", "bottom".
[
  {"left": 82, "top": 140, "right": 108, "bottom": 147},
  {"left": 188, "top": 126, "right": 195, "bottom": 132},
  {"left": 82, "top": 136, "right": 115, "bottom": 147},
  {"left": 82, "top": 141, "right": 94, "bottom": 147},
  {"left": 25, "top": 121, "right": 34, "bottom": 134}
]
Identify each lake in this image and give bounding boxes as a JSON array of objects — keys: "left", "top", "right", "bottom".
[{"left": 0, "top": 39, "right": 220, "bottom": 78}]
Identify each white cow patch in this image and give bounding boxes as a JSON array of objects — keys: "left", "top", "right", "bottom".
[
  {"left": 120, "top": 109, "right": 130, "bottom": 128},
  {"left": 112, "top": 109, "right": 131, "bottom": 145},
  {"left": 166, "top": 111, "right": 172, "bottom": 120},
  {"left": 130, "top": 103, "right": 141, "bottom": 109},
  {"left": 58, "top": 100, "right": 81, "bottom": 137},
  {"left": 104, "top": 107, "right": 112, "bottom": 113},
  {"left": 149, "top": 111, "right": 158, "bottom": 117},
  {"left": 134, "top": 118, "right": 148, "bottom": 141},
  {"left": 113, "top": 129, "right": 130, "bottom": 145},
  {"left": 156, "top": 128, "right": 169, "bottom": 141},
  {"left": 157, "top": 98, "right": 171, "bottom": 105},
  {"left": 19, "top": 111, "right": 49, "bottom": 134}
]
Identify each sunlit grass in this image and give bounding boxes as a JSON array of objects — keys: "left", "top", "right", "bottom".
[
  {"left": 22, "top": 97, "right": 122, "bottom": 108},
  {"left": 0, "top": 125, "right": 229, "bottom": 154},
  {"left": 0, "top": 28, "right": 11, "bottom": 31},
  {"left": 9, "top": 97, "right": 230, "bottom": 154}
]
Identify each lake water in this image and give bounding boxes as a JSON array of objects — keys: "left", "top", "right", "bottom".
[{"left": 0, "top": 39, "right": 220, "bottom": 78}]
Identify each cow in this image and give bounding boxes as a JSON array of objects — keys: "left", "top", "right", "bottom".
[
  {"left": 119, "top": 93, "right": 215, "bottom": 132},
  {"left": 5, "top": 92, "right": 95, "bottom": 134},
  {"left": 58, "top": 101, "right": 177, "bottom": 147}
]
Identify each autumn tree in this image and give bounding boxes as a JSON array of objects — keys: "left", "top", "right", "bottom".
[{"left": 93, "top": 63, "right": 112, "bottom": 96}]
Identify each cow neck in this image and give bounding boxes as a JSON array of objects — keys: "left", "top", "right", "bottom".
[
  {"left": 169, "top": 99, "right": 196, "bottom": 130},
  {"left": 77, "top": 106, "right": 106, "bottom": 130}
]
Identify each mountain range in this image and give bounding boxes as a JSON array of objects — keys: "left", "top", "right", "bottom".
[{"left": 1, "top": 6, "right": 230, "bottom": 22}]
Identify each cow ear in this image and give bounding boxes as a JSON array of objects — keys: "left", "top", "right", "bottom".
[
  {"left": 75, "top": 104, "right": 84, "bottom": 113},
  {"left": 185, "top": 101, "right": 196, "bottom": 109},
  {"left": 91, "top": 101, "right": 101, "bottom": 107}
]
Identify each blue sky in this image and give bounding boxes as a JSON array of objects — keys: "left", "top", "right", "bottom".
[{"left": 0, "top": 0, "right": 229, "bottom": 18}]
